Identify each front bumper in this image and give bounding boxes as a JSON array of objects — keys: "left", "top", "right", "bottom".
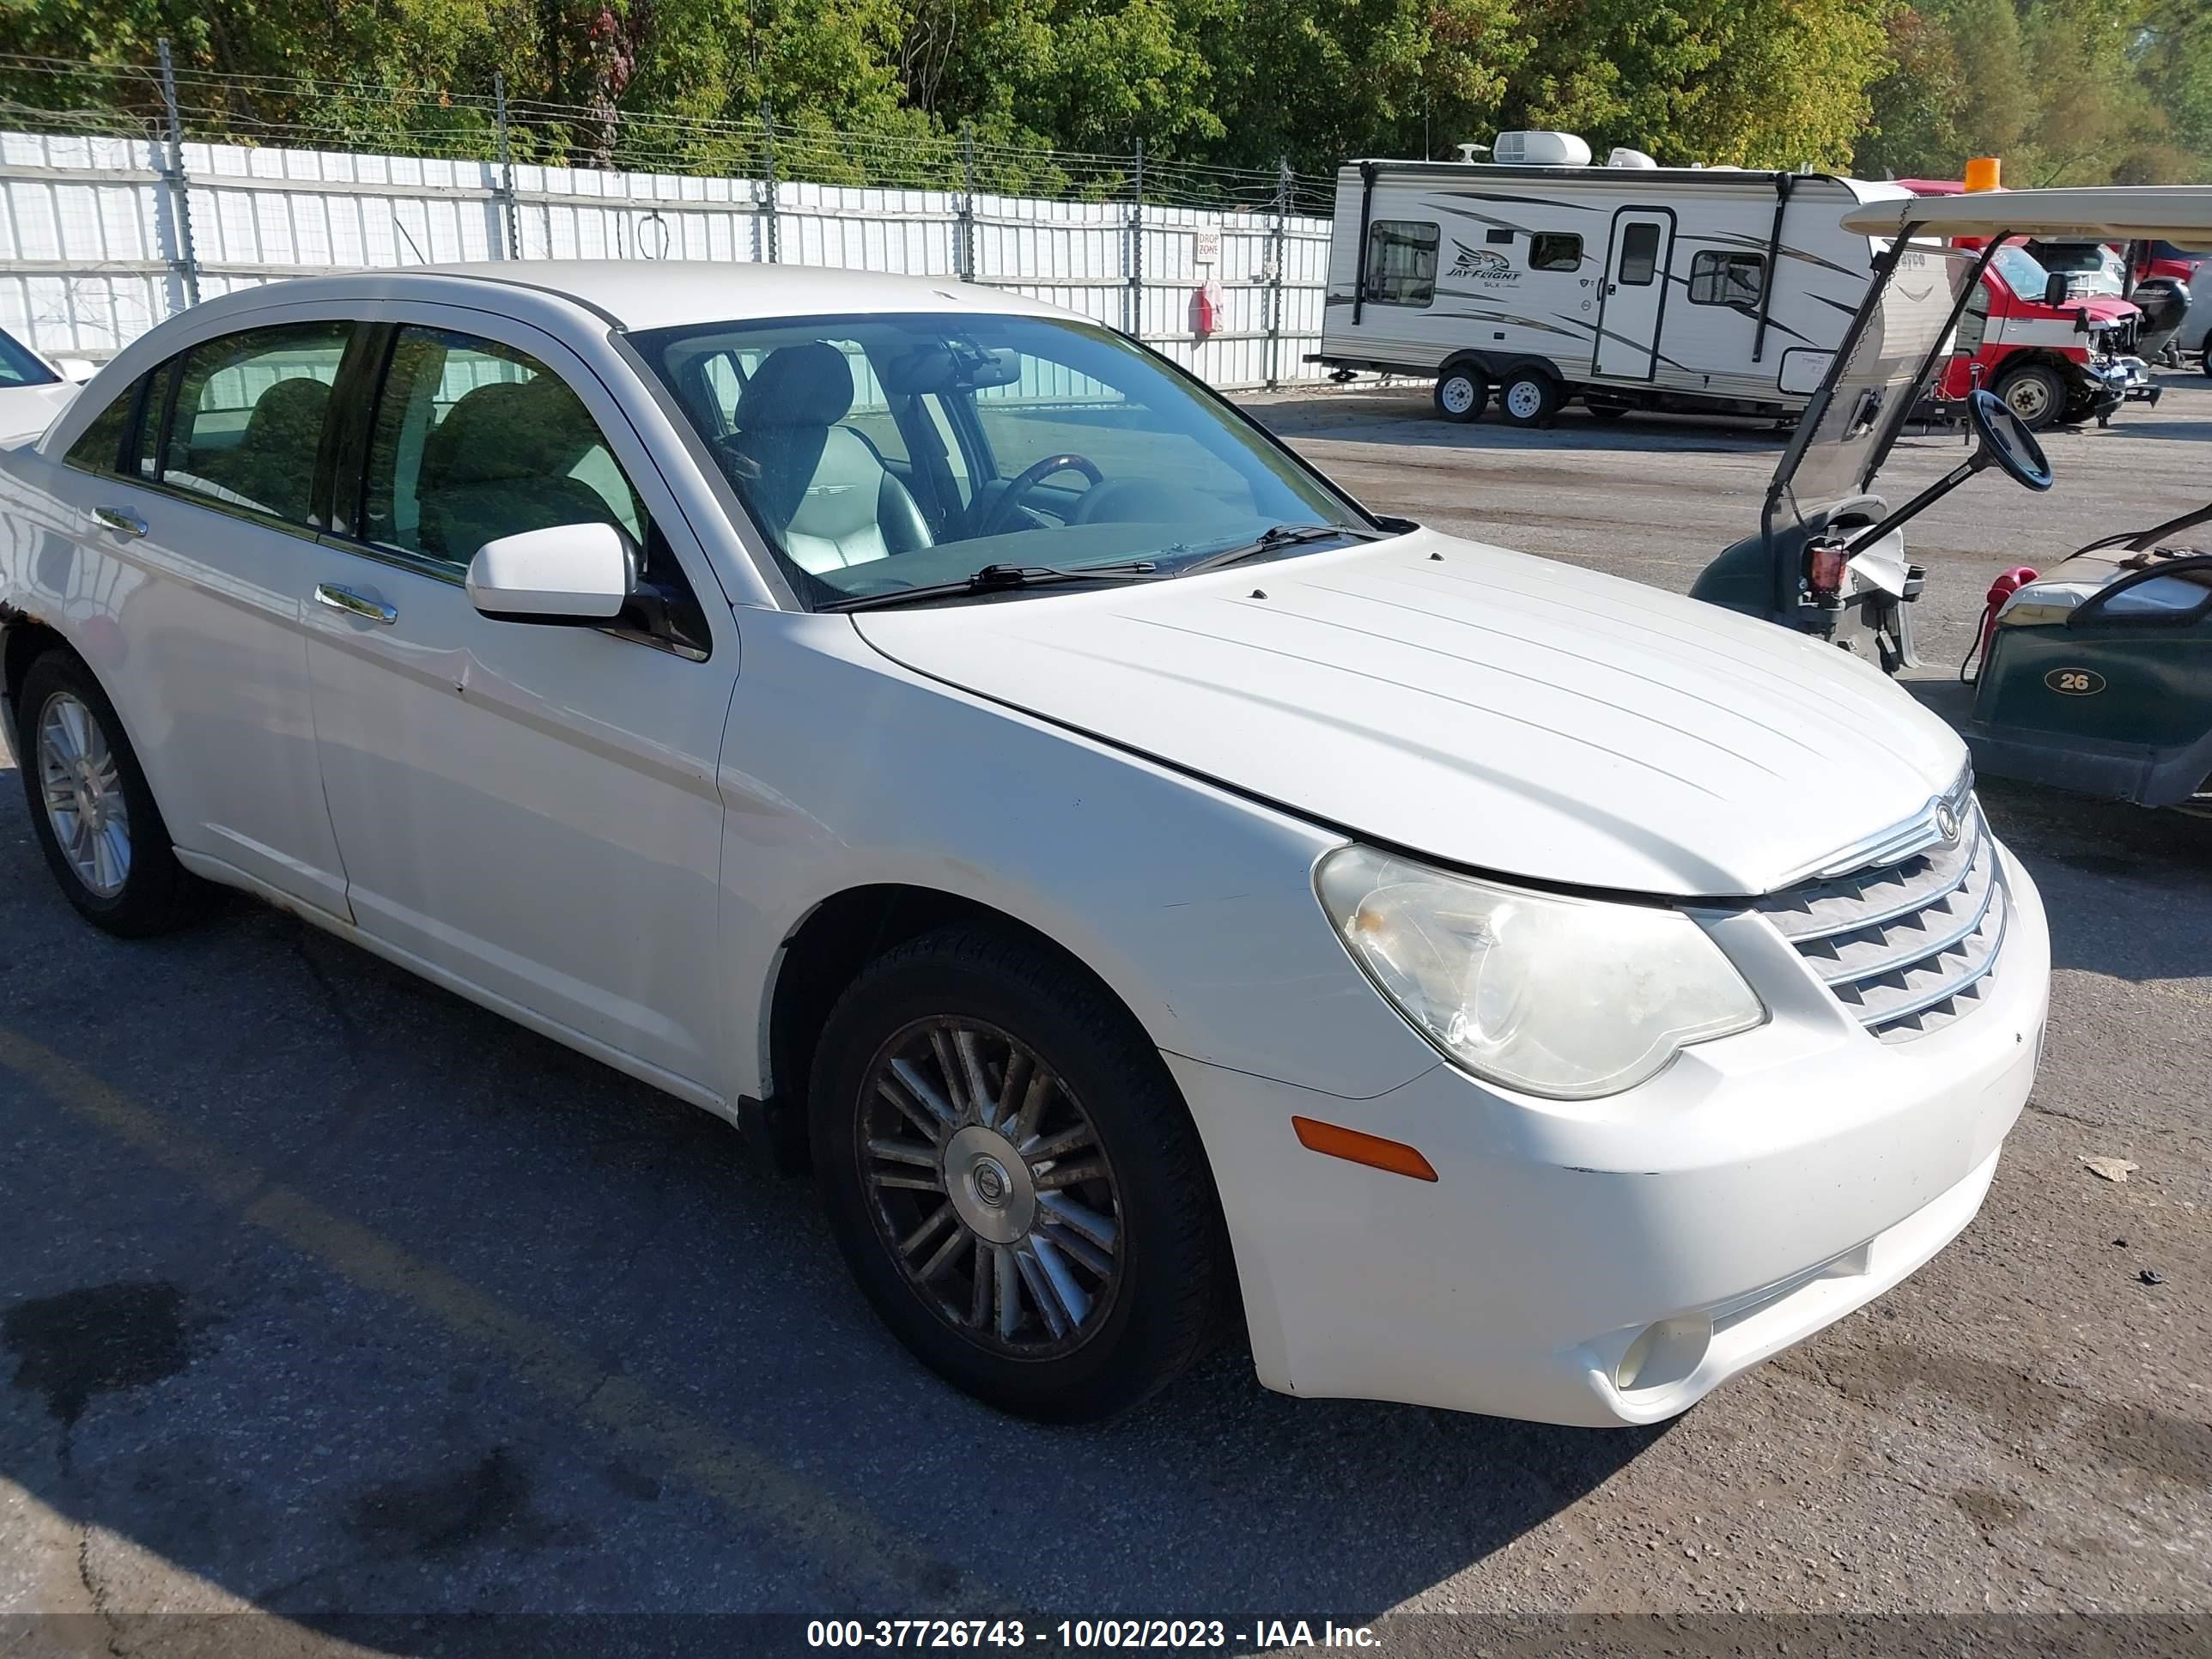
[
  {"left": 1170, "top": 844, "right": 2050, "bottom": 1426},
  {"left": 2096, "top": 356, "right": 2160, "bottom": 404}
]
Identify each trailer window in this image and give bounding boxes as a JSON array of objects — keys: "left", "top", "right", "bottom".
[
  {"left": 1529, "top": 234, "right": 1582, "bottom": 272},
  {"left": 1364, "top": 221, "right": 1438, "bottom": 307},
  {"left": 1689, "top": 252, "right": 1765, "bottom": 310},
  {"left": 1616, "top": 223, "right": 1662, "bottom": 285}
]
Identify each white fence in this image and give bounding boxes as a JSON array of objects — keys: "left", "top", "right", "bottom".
[{"left": 0, "top": 130, "right": 1338, "bottom": 390}]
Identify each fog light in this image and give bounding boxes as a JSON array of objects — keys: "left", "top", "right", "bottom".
[{"left": 1615, "top": 1325, "right": 1657, "bottom": 1390}]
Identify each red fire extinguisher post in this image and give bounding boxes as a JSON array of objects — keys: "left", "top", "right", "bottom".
[{"left": 1191, "top": 279, "right": 1221, "bottom": 339}]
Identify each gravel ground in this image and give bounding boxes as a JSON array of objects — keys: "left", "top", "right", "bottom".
[{"left": 0, "top": 373, "right": 2205, "bottom": 1655}]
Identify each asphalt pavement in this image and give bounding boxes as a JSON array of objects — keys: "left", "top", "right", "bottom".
[{"left": 0, "top": 374, "right": 2206, "bottom": 1654}]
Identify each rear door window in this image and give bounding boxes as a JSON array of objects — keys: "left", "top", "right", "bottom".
[{"left": 161, "top": 322, "right": 351, "bottom": 526}]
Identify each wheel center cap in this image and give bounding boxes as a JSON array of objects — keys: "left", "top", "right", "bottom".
[{"left": 943, "top": 1124, "right": 1036, "bottom": 1246}]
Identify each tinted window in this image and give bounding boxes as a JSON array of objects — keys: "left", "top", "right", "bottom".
[
  {"left": 163, "top": 322, "right": 349, "bottom": 525},
  {"left": 132, "top": 361, "right": 177, "bottom": 478},
  {"left": 363, "top": 326, "right": 648, "bottom": 573},
  {"left": 63, "top": 378, "right": 136, "bottom": 474},
  {"left": 1364, "top": 221, "right": 1438, "bottom": 307},
  {"left": 0, "top": 328, "right": 58, "bottom": 389},
  {"left": 1529, "top": 233, "right": 1582, "bottom": 272},
  {"left": 1689, "top": 251, "right": 1765, "bottom": 308},
  {"left": 1617, "top": 223, "right": 1662, "bottom": 285}
]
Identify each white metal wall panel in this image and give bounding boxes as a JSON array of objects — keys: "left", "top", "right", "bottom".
[{"left": 0, "top": 128, "right": 1334, "bottom": 388}]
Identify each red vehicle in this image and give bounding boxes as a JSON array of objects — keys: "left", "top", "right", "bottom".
[{"left": 1900, "top": 179, "right": 2159, "bottom": 428}]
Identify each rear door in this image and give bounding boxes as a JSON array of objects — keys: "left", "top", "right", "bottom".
[
  {"left": 295, "top": 310, "right": 737, "bottom": 1091},
  {"left": 1593, "top": 209, "right": 1676, "bottom": 380},
  {"left": 39, "top": 320, "right": 355, "bottom": 916}
]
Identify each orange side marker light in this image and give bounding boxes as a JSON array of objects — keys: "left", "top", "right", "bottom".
[{"left": 1291, "top": 1115, "right": 1438, "bottom": 1182}]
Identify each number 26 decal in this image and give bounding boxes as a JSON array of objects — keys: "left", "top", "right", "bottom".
[{"left": 2045, "top": 667, "right": 2106, "bottom": 696}]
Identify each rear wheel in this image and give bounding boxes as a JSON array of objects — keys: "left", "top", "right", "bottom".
[
  {"left": 1498, "top": 368, "right": 1562, "bottom": 428},
  {"left": 810, "top": 922, "right": 1229, "bottom": 1422},
  {"left": 1432, "top": 365, "right": 1487, "bottom": 423},
  {"left": 14, "top": 650, "right": 203, "bottom": 936},
  {"left": 1992, "top": 362, "right": 2068, "bottom": 431}
]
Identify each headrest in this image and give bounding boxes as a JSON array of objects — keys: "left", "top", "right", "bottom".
[
  {"left": 244, "top": 375, "right": 331, "bottom": 441},
  {"left": 425, "top": 378, "right": 600, "bottom": 489},
  {"left": 736, "top": 342, "right": 855, "bottom": 429}
]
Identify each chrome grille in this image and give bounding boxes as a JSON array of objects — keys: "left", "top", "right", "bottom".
[{"left": 1757, "top": 787, "right": 2008, "bottom": 1043}]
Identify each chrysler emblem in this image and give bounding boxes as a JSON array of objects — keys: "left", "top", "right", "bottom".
[{"left": 1934, "top": 803, "right": 1960, "bottom": 843}]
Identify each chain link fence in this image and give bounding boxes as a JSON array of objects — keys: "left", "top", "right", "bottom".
[{"left": 0, "top": 48, "right": 1346, "bottom": 390}]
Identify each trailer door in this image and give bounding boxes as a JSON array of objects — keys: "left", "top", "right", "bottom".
[{"left": 1594, "top": 209, "right": 1675, "bottom": 380}]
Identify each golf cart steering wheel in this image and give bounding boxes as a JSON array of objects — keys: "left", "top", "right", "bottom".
[
  {"left": 980, "top": 453, "right": 1104, "bottom": 535},
  {"left": 1967, "top": 389, "right": 2055, "bottom": 492}
]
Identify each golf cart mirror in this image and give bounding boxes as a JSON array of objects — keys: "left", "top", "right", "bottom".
[
  {"left": 1967, "top": 388, "right": 2054, "bottom": 493},
  {"left": 2043, "top": 272, "right": 2069, "bottom": 307},
  {"left": 1845, "top": 389, "right": 2054, "bottom": 556}
]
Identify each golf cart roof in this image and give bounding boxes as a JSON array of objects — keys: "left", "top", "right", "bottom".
[{"left": 1839, "top": 185, "right": 2212, "bottom": 243}]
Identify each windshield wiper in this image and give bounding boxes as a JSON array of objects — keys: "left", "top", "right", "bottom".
[
  {"left": 821, "top": 560, "right": 1165, "bottom": 612},
  {"left": 1171, "top": 522, "right": 1384, "bottom": 576}
]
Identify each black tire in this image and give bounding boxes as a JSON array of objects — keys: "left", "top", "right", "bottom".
[
  {"left": 1498, "top": 368, "right": 1562, "bottom": 428},
  {"left": 810, "top": 921, "right": 1229, "bottom": 1422},
  {"left": 1992, "top": 362, "right": 2068, "bottom": 431},
  {"left": 14, "top": 649, "right": 204, "bottom": 937},
  {"left": 1583, "top": 398, "right": 1630, "bottom": 422},
  {"left": 1432, "top": 364, "right": 1488, "bottom": 423}
]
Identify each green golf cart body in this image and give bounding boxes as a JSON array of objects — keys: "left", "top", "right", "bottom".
[{"left": 1692, "top": 185, "right": 2212, "bottom": 810}]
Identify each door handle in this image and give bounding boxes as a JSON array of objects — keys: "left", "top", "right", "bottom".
[
  {"left": 93, "top": 506, "right": 147, "bottom": 539},
  {"left": 314, "top": 583, "right": 398, "bottom": 625}
]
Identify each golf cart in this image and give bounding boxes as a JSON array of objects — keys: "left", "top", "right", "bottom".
[{"left": 1692, "top": 185, "right": 2212, "bottom": 811}]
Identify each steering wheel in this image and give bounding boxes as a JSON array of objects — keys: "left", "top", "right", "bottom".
[
  {"left": 1967, "top": 389, "right": 2055, "bottom": 492},
  {"left": 979, "top": 453, "right": 1103, "bottom": 536}
]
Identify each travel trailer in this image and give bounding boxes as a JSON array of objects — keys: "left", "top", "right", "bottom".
[{"left": 1314, "top": 137, "right": 1916, "bottom": 424}]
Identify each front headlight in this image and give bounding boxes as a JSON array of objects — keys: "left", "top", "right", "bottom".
[{"left": 1316, "top": 846, "right": 1764, "bottom": 1100}]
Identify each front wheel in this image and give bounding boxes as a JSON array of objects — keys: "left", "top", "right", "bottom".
[
  {"left": 1498, "top": 369, "right": 1562, "bottom": 428},
  {"left": 1432, "top": 366, "right": 1488, "bottom": 423},
  {"left": 1992, "top": 362, "right": 2068, "bottom": 431},
  {"left": 14, "top": 650, "right": 204, "bottom": 936},
  {"left": 810, "top": 923, "right": 1230, "bottom": 1422}
]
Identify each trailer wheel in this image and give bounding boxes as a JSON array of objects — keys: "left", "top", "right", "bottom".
[
  {"left": 1498, "top": 369, "right": 1561, "bottom": 428},
  {"left": 1992, "top": 362, "right": 2067, "bottom": 431},
  {"left": 1432, "top": 366, "right": 1488, "bottom": 423}
]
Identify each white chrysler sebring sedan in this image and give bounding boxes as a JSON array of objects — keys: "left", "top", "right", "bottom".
[{"left": 0, "top": 264, "right": 2048, "bottom": 1426}]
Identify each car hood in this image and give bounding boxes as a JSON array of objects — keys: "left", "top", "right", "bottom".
[
  {"left": 850, "top": 528, "right": 1969, "bottom": 897},
  {"left": 0, "top": 382, "right": 78, "bottom": 445}
]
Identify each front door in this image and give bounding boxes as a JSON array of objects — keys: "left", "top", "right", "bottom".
[
  {"left": 298, "top": 315, "right": 738, "bottom": 1093},
  {"left": 1593, "top": 210, "right": 1675, "bottom": 381}
]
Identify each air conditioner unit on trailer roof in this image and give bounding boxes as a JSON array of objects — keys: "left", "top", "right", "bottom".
[{"left": 1490, "top": 131, "right": 1593, "bottom": 167}]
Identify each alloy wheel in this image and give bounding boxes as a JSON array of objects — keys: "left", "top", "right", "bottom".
[
  {"left": 857, "top": 1016, "right": 1123, "bottom": 1358},
  {"left": 36, "top": 691, "right": 131, "bottom": 898}
]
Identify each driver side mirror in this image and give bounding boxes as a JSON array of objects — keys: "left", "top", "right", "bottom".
[
  {"left": 465, "top": 521, "right": 639, "bottom": 625},
  {"left": 2043, "top": 272, "right": 2070, "bottom": 308}
]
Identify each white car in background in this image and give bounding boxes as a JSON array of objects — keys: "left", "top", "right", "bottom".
[
  {"left": 0, "top": 325, "right": 92, "bottom": 443},
  {"left": 0, "top": 264, "right": 2049, "bottom": 1426}
]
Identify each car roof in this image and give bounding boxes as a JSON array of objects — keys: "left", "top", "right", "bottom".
[{"left": 246, "top": 260, "right": 1072, "bottom": 333}]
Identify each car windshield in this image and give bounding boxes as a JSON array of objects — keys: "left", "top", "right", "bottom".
[
  {"left": 1990, "top": 243, "right": 2057, "bottom": 297},
  {"left": 629, "top": 311, "right": 1370, "bottom": 605},
  {"left": 1769, "top": 239, "right": 1978, "bottom": 516},
  {"left": 0, "top": 327, "right": 58, "bottom": 389}
]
